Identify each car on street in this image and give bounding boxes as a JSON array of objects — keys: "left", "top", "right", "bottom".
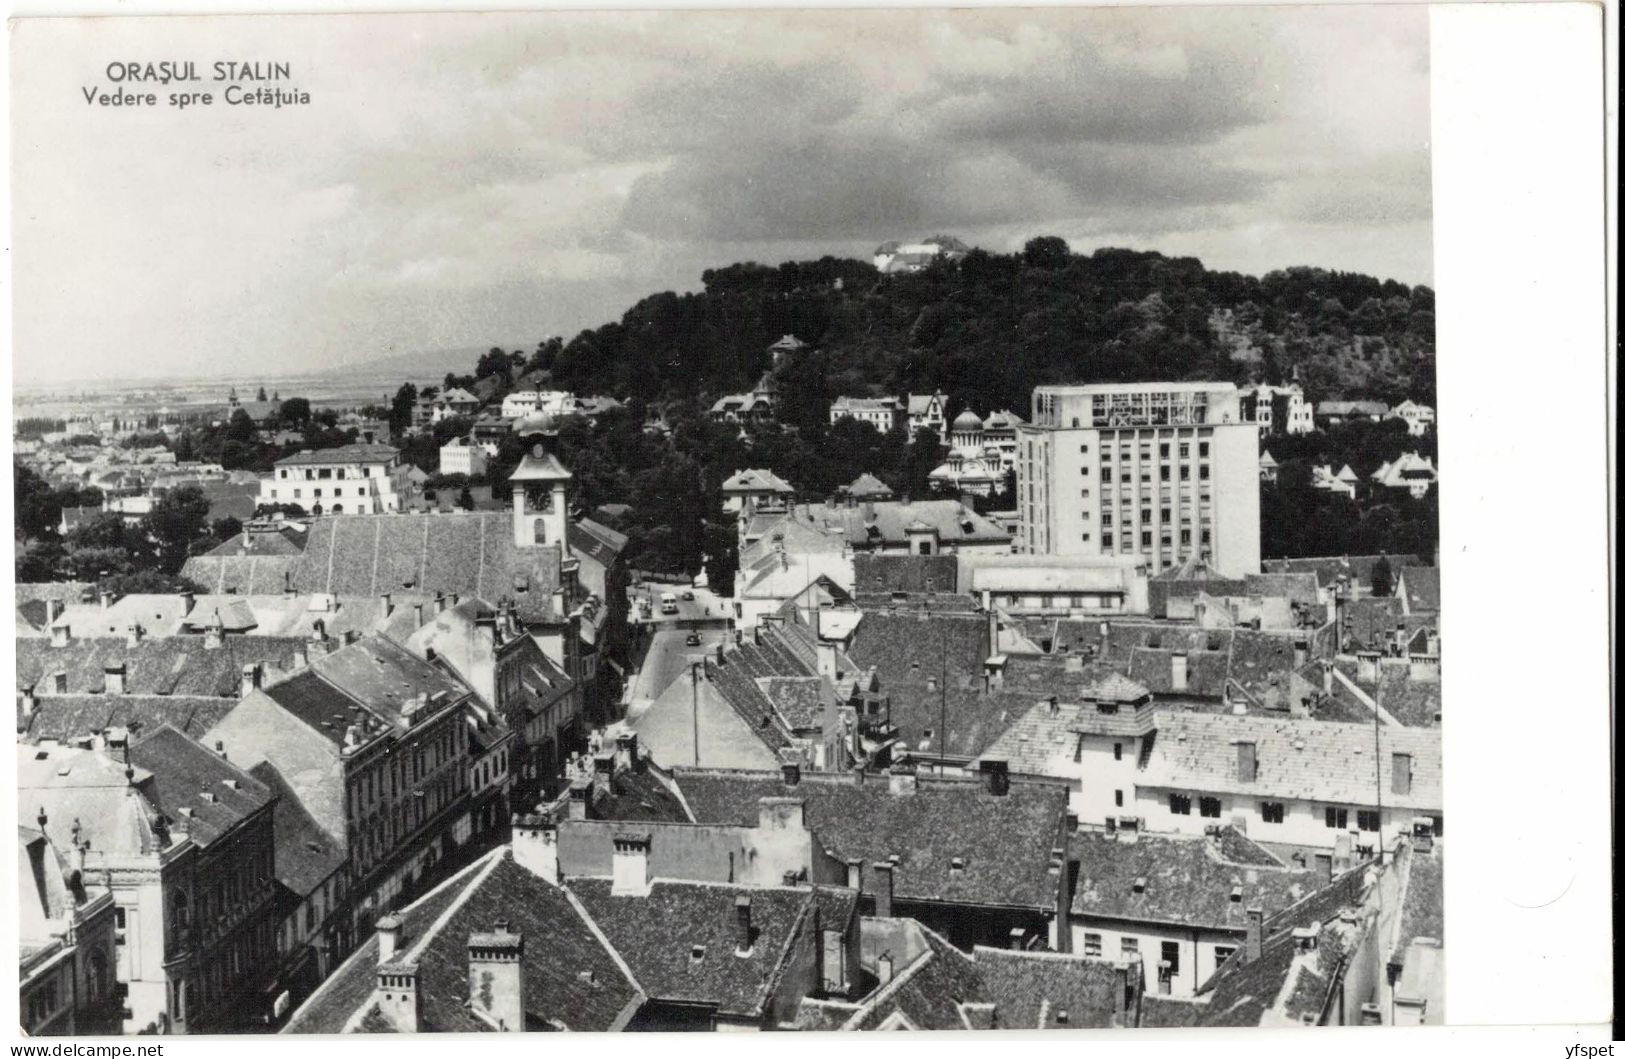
[
  {"left": 681, "top": 590, "right": 696, "bottom": 601},
  {"left": 685, "top": 632, "right": 702, "bottom": 647}
]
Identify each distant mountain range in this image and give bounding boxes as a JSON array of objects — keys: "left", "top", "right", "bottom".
[{"left": 324, "top": 345, "right": 496, "bottom": 381}]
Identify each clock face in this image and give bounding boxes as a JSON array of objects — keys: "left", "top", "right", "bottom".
[{"left": 526, "top": 486, "right": 555, "bottom": 512}]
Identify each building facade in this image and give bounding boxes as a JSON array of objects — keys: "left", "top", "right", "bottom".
[
  {"left": 829, "top": 396, "right": 903, "bottom": 434},
  {"left": 1017, "top": 383, "right": 1262, "bottom": 578},
  {"left": 261, "top": 445, "right": 413, "bottom": 516}
]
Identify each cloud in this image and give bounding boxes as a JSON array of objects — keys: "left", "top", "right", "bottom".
[{"left": 9, "top": 6, "right": 1431, "bottom": 384}]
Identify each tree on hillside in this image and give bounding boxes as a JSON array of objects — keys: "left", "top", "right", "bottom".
[
  {"left": 257, "top": 386, "right": 268, "bottom": 402},
  {"left": 1023, "top": 236, "right": 1071, "bottom": 269},
  {"left": 1370, "top": 556, "right": 1394, "bottom": 598}
]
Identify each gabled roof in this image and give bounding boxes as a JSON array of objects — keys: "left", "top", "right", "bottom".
[
  {"left": 13, "top": 634, "right": 307, "bottom": 696},
  {"left": 284, "top": 851, "right": 642, "bottom": 1033},
  {"left": 791, "top": 499, "right": 1010, "bottom": 547},
  {"left": 250, "top": 760, "right": 346, "bottom": 899},
  {"left": 852, "top": 553, "right": 957, "bottom": 595},
  {"left": 127, "top": 723, "right": 274, "bottom": 848},
  {"left": 1143, "top": 710, "right": 1441, "bottom": 809},
  {"left": 1397, "top": 566, "right": 1440, "bottom": 613},
  {"left": 1069, "top": 829, "right": 1311, "bottom": 932},
  {"left": 287, "top": 513, "right": 561, "bottom": 623},
  {"left": 672, "top": 768, "right": 1068, "bottom": 912},
  {"left": 570, "top": 877, "right": 853, "bottom": 1019},
  {"left": 275, "top": 444, "right": 399, "bottom": 467},
  {"left": 1261, "top": 555, "right": 1423, "bottom": 591},
  {"left": 972, "top": 946, "right": 1128, "bottom": 1029},
  {"left": 20, "top": 693, "right": 239, "bottom": 744},
  {"left": 721, "top": 468, "right": 795, "bottom": 494}
]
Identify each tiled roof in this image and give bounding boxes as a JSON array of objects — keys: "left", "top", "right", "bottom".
[
  {"left": 13, "top": 635, "right": 307, "bottom": 696},
  {"left": 672, "top": 768, "right": 1068, "bottom": 911},
  {"left": 1398, "top": 567, "right": 1440, "bottom": 613},
  {"left": 1195, "top": 864, "right": 1376, "bottom": 1026},
  {"left": 1243, "top": 573, "right": 1322, "bottom": 607},
  {"left": 844, "top": 922, "right": 989, "bottom": 1030},
  {"left": 275, "top": 444, "right": 399, "bottom": 466},
  {"left": 570, "top": 877, "right": 849, "bottom": 1019},
  {"left": 1394, "top": 845, "right": 1443, "bottom": 953},
  {"left": 1070, "top": 829, "right": 1311, "bottom": 932},
  {"left": 789, "top": 500, "right": 1010, "bottom": 548},
  {"left": 205, "top": 524, "right": 309, "bottom": 557},
  {"left": 843, "top": 473, "right": 893, "bottom": 499},
  {"left": 127, "top": 724, "right": 274, "bottom": 848},
  {"left": 568, "top": 518, "right": 629, "bottom": 567},
  {"left": 757, "top": 677, "right": 827, "bottom": 731},
  {"left": 852, "top": 554, "right": 958, "bottom": 595},
  {"left": 19, "top": 693, "right": 238, "bottom": 743},
  {"left": 287, "top": 851, "right": 639, "bottom": 1033},
  {"left": 977, "top": 695, "right": 1156, "bottom": 776},
  {"left": 180, "top": 554, "right": 303, "bottom": 595},
  {"left": 289, "top": 513, "right": 561, "bottom": 623},
  {"left": 1261, "top": 555, "right": 1423, "bottom": 591},
  {"left": 249, "top": 761, "right": 346, "bottom": 899},
  {"left": 972, "top": 946, "right": 1126, "bottom": 1029},
  {"left": 721, "top": 468, "right": 795, "bottom": 494},
  {"left": 1144, "top": 710, "right": 1441, "bottom": 810}
]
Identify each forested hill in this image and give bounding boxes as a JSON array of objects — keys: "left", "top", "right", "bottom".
[{"left": 543, "top": 241, "right": 1435, "bottom": 425}]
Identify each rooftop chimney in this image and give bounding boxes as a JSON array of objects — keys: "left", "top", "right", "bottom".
[
  {"left": 414, "top": 601, "right": 426, "bottom": 627},
  {"left": 99, "top": 589, "right": 113, "bottom": 610},
  {"left": 375, "top": 960, "right": 420, "bottom": 1033},
  {"left": 51, "top": 623, "right": 71, "bottom": 649},
  {"left": 52, "top": 671, "right": 67, "bottom": 694},
  {"left": 734, "top": 895, "right": 754, "bottom": 955},
  {"left": 21, "top": 685, "right": 37, "bottom": 720},
  {"left": 467, "top": 922, "right": 525, "bottom": 1031},
  {"left": 377, "top": 912, "right": 404, "bottom": 963},
  {"left": 1171, "top": 652, "right": 1188, "bottom": 692},
  {"left": 611, "top": 832, "right": 652, "bottom": 896},
  {"left": 511, "top": 813, "right": 560, "bottom": 882},
  {"left": 240, "top": 663, "right": 262, "bottom": 699},
  {"left": 180, "top": 590, "right": 195, "bottom": 616},
  {"left": 435, "top": 591, "right": 447, "bottom": 614},
  {"left": 872, "top": 861, "right": 895, "bottom": 917},
  {"left": 45, "top": 599, "right": 64, "bottom": 624},
  {"left": 780, "top": 760, "right": 801, "bottom": 787},
  {"left": 380, "top": 592, "right": 394, "bottom": 619},
  {"left": 291, "top": 645, "right": 308, "bottom": 671},
  {"left": 103, "top": 663, "right": 126, "bottom": 696},
  {"left": 876, "top": 952, "right": 895, "bottom": 985},
  {"left": 205, "top": 617, "right": 224, "bottom": 650},
  {"left": 126, "top": 623, "right": 144, "bottom": 649},
  {"left": 845, "top": 858, "right": 864, "bottom": 891},
  {"left": 1244, "top": 907, "right": 1264, "bottom": 963},
  {"left": 614, "top": 732, "right": 639, "bottom": 773}
]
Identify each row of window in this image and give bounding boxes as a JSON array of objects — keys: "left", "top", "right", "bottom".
[
  {"left": 1080, "top": 935, "right": 1190, "bottom": 976},
  {"left": 278, "top": 465, "right": 389, "bottom": 481},
  {"left": 1101, "top": 464, "right": 1211, "bottom": 482},
  {"left": 1165, "top": 794, "right": 1385, "bottom": 831},
  {"left": 1087, "top": 441, "right": 1211, "bottom": 460}
]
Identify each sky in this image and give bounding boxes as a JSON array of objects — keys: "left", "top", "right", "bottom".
[{"left": 10, "top": 6, "right": 1432, "bottom": 385}]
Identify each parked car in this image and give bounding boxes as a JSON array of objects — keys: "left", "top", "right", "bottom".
[
  {"left": 685, "top": 632, "right": 702, "bottom": 647},
  {"left": 681, "top": 590, "right": 696, "bottom": 601}
]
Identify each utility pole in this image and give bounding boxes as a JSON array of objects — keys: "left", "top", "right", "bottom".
[{"left": 691, "top": 659, "right": 702, "bottom": 768}]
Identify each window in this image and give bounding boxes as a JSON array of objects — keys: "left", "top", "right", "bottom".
[
  {"left": 1199, "top": 797, "right": 1222, "bottom": 818},
  {"left": 1113, "top": 742, "right": 1123, "bottom": 761},
  {"left": 1159, "top": 443, "right": 1170, "bottom": 458},
  {"left": 1080, "top": 444, "right": 1089, "bottom": 454},
  {"left": 1324, "top": 807, "right": 1349, "bottom": 829},
  {"left": 1121, "top": 937, "right": 1139, "bottom": 959},
  {"left": 1161, "top": 941, "right": 1181, "bottom": 976},
  {"left": 1357, "top": 809, "right": 1383, "bottom": 832},
  {"left": 1180, "top": 466, "right": 1190, "bottom": 481},
  {"left": 1160, "top": 466, "right": 1170, "bottom": 481},
  {"left": 1140, "top": 531, "right": 1152, "bottom": 548},
  {"left": 1199, "top": 465, "right": 1210, "bottom": 481},
  {"left": 1199, "top": 442, "right": 1210, "bottom": 458},
  {"left": 1114, "top": 790, "right": 1124, "bottom": 807},
  {"left": 1213, "top": 945, "right": 1237, "bottom": 967},
  {"left": 1102, "top": 533, "right": 1114, "bottom": 548},
  {"left": 1261, "top": 801, "right": 1285, "bottom": 824},
  {"left": 1169, "top": 794, "right": 1192, "bottom": 815},
  {"left": 1084, "top": 933, "right": 1103, "bottom": 957}
]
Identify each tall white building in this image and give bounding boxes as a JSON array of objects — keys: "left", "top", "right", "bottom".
[
  {"left": 260, "top": 444, "right": 414, "bottom": 516},
  {"left": 1016, "top": 382, "right": 1261, "bottom": 577}
]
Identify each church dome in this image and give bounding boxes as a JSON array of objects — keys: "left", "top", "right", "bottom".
[{"left": 951, "top": 409, "right": 983, "bottom": 431}]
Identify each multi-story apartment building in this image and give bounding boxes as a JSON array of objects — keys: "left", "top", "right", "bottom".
[
  {"left": 829, "top": 396, "right": 903, "bottom": 433},
  {"left": 206, "top": 635, "right": 475, "bottom": 941},
  {"left": 20, "top": 728, "right": 280, "bottom": 1034},
  {"left": 260, "top": 444, "right": 414, "bottom": 516},
  {"left": 1017, "top": 383, "right": 1261, "bottom": 578}
]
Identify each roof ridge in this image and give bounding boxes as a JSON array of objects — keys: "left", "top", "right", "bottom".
[
  {"left": 399, "top": 847, "right": 505, "bottom": 964},
  {"left": 558, "top": 875, "right": 649, "bottom": 1000}
]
